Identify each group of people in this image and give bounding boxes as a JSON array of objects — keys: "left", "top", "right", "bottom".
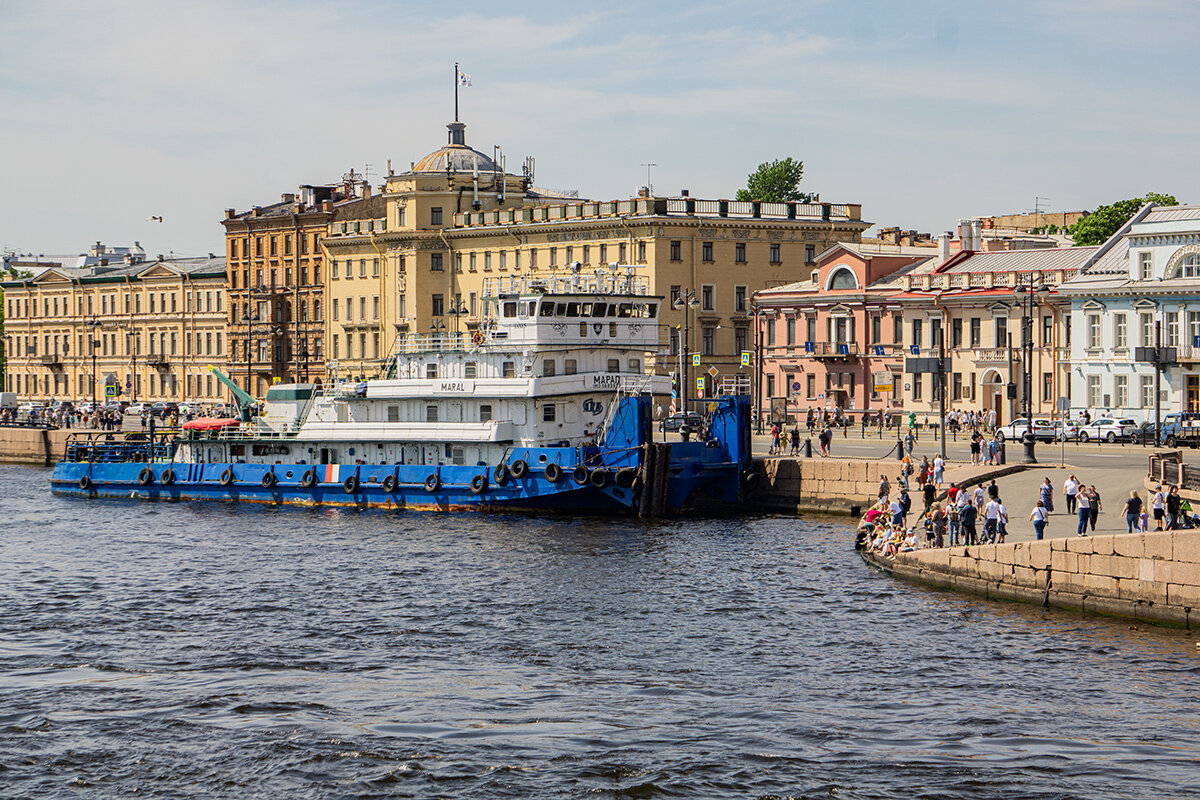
[
  {"left": 863, "top": 478, "right": 1014, "bottom": 556},
  {"left": 768, "top": 422, "right": 835, "bottom": 457},
  {"left": 0, "top": 405, "right": 124, "bottom": 430}
]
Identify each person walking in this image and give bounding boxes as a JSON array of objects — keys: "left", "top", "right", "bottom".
[
  {"left": 1167, "top": 486, "right": 1182, "bottom": 531},
  {"left": 1064, "top": 475, "right": 1080, "bottom": 515},
  {"left": 917, "top": 456, "right": 929, "bottom": 489},
  {"left": 933, "top": 454, "right": 945, "bottom": 486},
  {"left": 1030, "top": 500, "right": 1049, "bottom": 540},
  {"left": 969, "top": 431, "right": 982, "bottom": 465},
  {"left": 899, "top": 487, "right": 912, "bottom": 527},
  {"left": 878, "top": 474, "right": 891, "bottom": 504},
  {"left": 960, "top": 499, "right": 978, "bottom": 545},
  {"left": 1039, "top": 477, "right": 1054, "bottom": 513},
  {"left": 922, "top": 480, "right": 937, "bottom": 517},
  {"left": 904, "top": 430, "right": 915, "bottom": 455},
  {"left": 789, "top": 426, "right": 801, "bottom": 456},
  {"left": 1123, "top": 491, "right": 1143, "bottom": 534},
  {"left": 984, "top": 496, "right": 1003, "bottom": 543},
  {"left": 1088, "top": 486, "right": 1102, "bottom": 533},
  {"left": 1152, "top": 485, "right": 1166, "bottom": 530},
  {"left": 1076, "top": 487, "right": 1092, "bottom": 536},
  {"left": 769, "top": 423, "right": 780, "bottom": 455}
]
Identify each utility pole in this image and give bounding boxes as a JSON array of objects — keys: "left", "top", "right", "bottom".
[
  {"left": 1156, "top": 320, "right": 1162, "bottom": 448},
  {"left": 938, "top": 324, "right": 947, "bottom": 461}
]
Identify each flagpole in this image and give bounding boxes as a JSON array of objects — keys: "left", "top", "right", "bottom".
[{"left": 454, "top": 62, "right": 459, "bottom": 122}]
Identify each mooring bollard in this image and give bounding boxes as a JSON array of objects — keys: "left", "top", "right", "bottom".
[{"left": 804, "top": 438, "right": 813, "bottom": 458}]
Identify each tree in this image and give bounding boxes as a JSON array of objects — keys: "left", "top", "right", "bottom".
[
  {"left": 735, "top": 157, "right": 815, "bottom": 203},
  {"left": 1069, "top": 192, "right": 1179, "bottom": 246}
]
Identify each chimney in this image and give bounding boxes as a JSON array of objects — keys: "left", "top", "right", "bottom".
[
  {"left": 938, "top": 233, "right": 952, "bottom": 264},
  {"left": 972, "top": 219, "right": 983, "bottom": 251},
  {"left": 321, "top": 200, "right": 333, "bottom": 212},
  {"left": 681, "top": 189, "right": 689, "bottom": 197},
  {"left": 282, "top": 193, "right": 295, "bottom": 203},
  {"left": 224, "top": 208, "right": 235, "bottom": 219},
  {"left": 252, "top": 206, "right": 262, "bottom": 217},
  {"left": 360, "top": 181, "right": 371, "bottom": 198}
]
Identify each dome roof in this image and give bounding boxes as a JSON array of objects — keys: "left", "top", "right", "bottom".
[{"left": 412, "top": 121, "right": 499, "bottom": 174}]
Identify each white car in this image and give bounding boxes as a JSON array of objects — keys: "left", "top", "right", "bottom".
[
  {"left": 995, "top": 418, "right": 1055, "bottom": 442},
  {"left": 125, "top": 402, "right": 149, "bottom": 415},
  {"left": 1077, "top": 418, "right": 1140, "bottom": 443}
]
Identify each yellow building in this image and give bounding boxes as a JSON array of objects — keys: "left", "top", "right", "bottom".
[
  {"left": 322, "top": 119, "right": 870, "bottom": 394},
  {"left": 1, "top": 244, "right": 229, "bottom": 405}
]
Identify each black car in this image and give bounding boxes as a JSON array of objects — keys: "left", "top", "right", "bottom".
[
  {"left": 659, "top": 412, "right": 702, "bottom": 434},
  {"left": 149, "top": 402, "right": 178, "bottom": 418}
]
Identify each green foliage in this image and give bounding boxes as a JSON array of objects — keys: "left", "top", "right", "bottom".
[
  {"left": 1069, "top": 193, "right": 1179, "bottom": 245},
  {"left": 735, "top": 157, "right": 815, "bottom": 203}
]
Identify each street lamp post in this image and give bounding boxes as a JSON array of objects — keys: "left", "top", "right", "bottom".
[
  {"left": 87, "top": 317, "right": 100, "bottom": 411},
  {"left": 672, "top": 289, "right": 699, "bottom": 410},
  {"left": 127, "top": 330, "right": 136, "bottom": 403},
  {"left": 1014, "top": 282, "right": 1049, "bottom": 464},
  {"left": 242, "top": 306, "right": 259, "bottom": 397},
  {"left": 754, "top": 302, "right": 764, "bottom": 434}
]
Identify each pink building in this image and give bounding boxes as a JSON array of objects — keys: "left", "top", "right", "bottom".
[{"left": 752, "top": 243, "right": 936, "bottom": 424}]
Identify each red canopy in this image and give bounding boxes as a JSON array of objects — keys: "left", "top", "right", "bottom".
[{"left": 181, "top": 417, "right": 241, "bottom": 431}]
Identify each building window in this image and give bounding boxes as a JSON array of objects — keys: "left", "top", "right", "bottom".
[
  {"left": 766, "top": 318, "right": 776, "bottom": 347},
  {"left": 372, "top": 258, "right": 380, "bottom": 277},
  {"left": 769, "top": 243, "right": 781, "bottom": 264},
  {"left": 1086, "top": 314, "right": 1101, "bottom": 349},
  {"left": 332, "top": 260, "right": 339, "bottom": 279},
  {"left": 786, "top": 317, "right": 796, "bottom": 345},
  {"left": 735, "top": 242, "right": 746, "bottom": 263},
  {"left": 702, "top": 327, "right": 715, "bottom": 355},
  {"left": 670, "top": 240, "right": 682, "bottom": 261},
  {"left": 702, "top": 241, "right": 713, "bottom": 262},
  {"left": 1087, "top": 375, "right": 1101, "bottom": 407},
  {"left": 701, "top": 285, "right": 714, "bottom": 311},
  {"left": 1141, "top": 312, "right": 1154, "bottom": 346},
  {"left": 431, "top": 253, "right": 443, "bottom": 272},
  {"left": 734, "top": 286, "right": 747, "bottom": 313},
  {"left": 1113, "top": 313, "right": 1127, "bottom": 350},
  {"left": 637, "top": 241, "right": 646, "bottom": 262},
  {"left": 431, "top": 207, "right": 443, "bottom": 226},
  {"left": 549, "top": 247, "right": 558, "bottom": 266},
  {"left": 1180, "top": 254, "right": 1200, "bottom": 279},
  {"left": 431, "top": 294, "right": 444, "bottom": 317},
  {"left": 735, "top": 326, "right": 747, "bottom": 354},
  {"left": 912, "top": 374, "right": 923, "bottom": 400},
  {"left": 1166, "top": 311, "right": 1180, "bottom": 346},
  {"left": 805, "top": 244, "right": 816, "bottom": 264},
  {"left": 766, "top": 374, "right": 776, "bottom": 397},
  {"left": 1139, "top": 251, "right": 1153, "bottom": 280},
  {"left": 912, "top": 318, "right": 923, "bottom": 349},
  {"left": 1141, "top": 375, "right": 1154, "bottom": 408}
]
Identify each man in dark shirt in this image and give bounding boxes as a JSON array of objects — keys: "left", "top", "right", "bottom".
[{"left": 923, "top": 481, "right": 937, "bottom": 515}]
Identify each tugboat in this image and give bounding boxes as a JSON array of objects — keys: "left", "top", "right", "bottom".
[{"left": 50, "top": 267, "right": 752, "bottom": 515}]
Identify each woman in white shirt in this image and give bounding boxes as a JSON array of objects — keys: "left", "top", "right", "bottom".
[{"left": 1029, "top": 500, "right": 1049, "bottom": 540}]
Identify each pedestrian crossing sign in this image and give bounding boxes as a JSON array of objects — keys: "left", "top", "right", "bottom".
[
  {"left": 692, "top": 354, "right": 700, "bottom": 367},
  {"left": 740, "top": 352, "right": 750, "bottom": 366}
]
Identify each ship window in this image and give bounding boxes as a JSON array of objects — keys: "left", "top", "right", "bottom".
[
  {"left": 387, "top": 406, "right": 399, "bottom": 422},
  {"left": 567, "top": 302, "right": 581, "bottom": 316},
  {"left": 646, "top": 303, "right": 658, "bottom": 318},
  {"left": 543, "top": 403, "right": 556, "bottom": 422},
  {"left": 539, "top": 302, "right": 554, "bottom": 317},
  {"left": 503, "top": 301, "right": 517, "bottom": 317},
  {"left": 480, "top": 404, "right": 492, "bottom": 422},
  {"left": 542, "top": 359, "right": 556, "bottom": 377},
  {"left": 579, "top": 322, "right": 587, "bottom": 337},
  {"left": 608, "top": 304, "right": 618, "bottom": 317},
  {"left": 524, "top": 301, "right": 537, "bottom": 316},
  {"left": 503, "top": 361, "right": 515, "bottom": 378},
  {"left": 609, "top": 322, "right": 618, "bottom": 337},
  {"left": 426, "top": 363, "right": 438, "bottom": 379},
  {"left": 592, "top": 302, "right": 607, "bottom": 317},
  {"left": 464, "top": 362, "right": 477, "bottom": 378},
  {"left": 580, "top": 302, "right": 592, "bottom": 316},
  {"left": 451, "top": 447, "right": 464, "bottom": 465},
  {"left": 618, "top": 303, "right": 633, "bottom": 317},
  {"left": 564, "top": 359, "right": 577, "bottom": 375},
  {"left": 426, "top": 405, "right": 438, "bottom": 422},
  {"left": 629, "top": 358, "right": 641, "bottom": 372},
  {"left": 608, "top": 358, "right": 620, "bottom": 372},
  {"left": 556, "top": 302, "right": 568, "bottom": 315}
]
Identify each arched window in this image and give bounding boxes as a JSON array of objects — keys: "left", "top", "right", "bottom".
[
  {"left": 828, "top": 267, "right": 857, "bottom": 290},
  {"left": 1178, "top": 254, "right": 1200, "bottom": 278}
]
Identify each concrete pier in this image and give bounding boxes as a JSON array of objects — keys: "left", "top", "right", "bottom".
[{"left": 0, "top": 427, "right": 71, "bottom": 466}]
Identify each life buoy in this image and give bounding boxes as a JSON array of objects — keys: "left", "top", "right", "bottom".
[
  {"left": 261, "top": 471, "right": 277, "bottom": 489},
  {"left": 382, "top": 474, "right": 398, "bottom": 493},
  {"left": 615, "top": 467, "right": 637, "bottom": 489},
  {"left": 589, "top": 468, "right": 611, "bottom": 488},
  {"left": 470, "top": 474, "right": 488, "bottom": 494},
  {"left": 78, "top": 475, "right": 91, "bottom": 491},
  {"left": 137, "top": 467, "right": 154, "bottom": 486},
  {"left": 493, "top": 464, "right": 509, "bottom": 486},
  {"left": 472, "top": 330, "right": 484, "bottom": 346},
  {"left": 509, "top": 459, "right": 528, "bottom": 479},
  {"left": 424, "top": 473, "right": 441, "bottom": 492},
  {"left": 572, "top": 466, "right": 589, "bottom": 486},
  {"left": 219, "top": 469, "right": 234, "bottom": 487},
  {"left": 544, "top": 462, "right": 563, "bottom": 483},
  {"left": 343, "top": 475, "right": 359, "bottom": 494},
  {"left": 160, "top": 468, "right": 176, "bottom": 485}
]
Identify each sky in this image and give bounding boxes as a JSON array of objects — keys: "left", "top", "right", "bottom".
[{"left": 2, "top": 0, "right": 1197, "bottom": 259}]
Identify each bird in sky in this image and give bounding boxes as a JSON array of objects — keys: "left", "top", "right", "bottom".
[{"left": 147, "top": 215, "right": 163, "bottom": 222}]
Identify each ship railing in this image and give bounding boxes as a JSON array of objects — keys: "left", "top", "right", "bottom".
[
  {"left": 482, "top": 272, "right": 650, "bottom": 297},
  {"left": 62, "top": 430, "right": 175, "bottom": 463}
]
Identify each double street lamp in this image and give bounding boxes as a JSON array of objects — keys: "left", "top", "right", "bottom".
[
  {"left": 242, "top": 305, "right": 259, "bottom": 396},
  {"left": 672, "top": 289, "right": 699, "bottom": 410},
  {"left": 87, "top": 317, "right": 100, "bottom": 410},
  {"left": 1014, "top": 282, "right": 1050, "bottom": 464}
]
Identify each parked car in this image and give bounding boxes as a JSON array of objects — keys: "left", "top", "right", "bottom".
[
  {"left": 995, "top": 418, "right": 1055, "bottom": 442},
  {"left": 150, "top": 402, "right": 178, "bottom": 418},
  {"left": 1077, "top": 417, "right": 1140, "bottom": 443},
  {"left": 1051, "top": 420, "right": 1081, "bottom": 441},
  {"left": 125, "top": 402, "right": 149, "bottom": 415},
  {"left": 659, "top": 412, "right": 702, "bottom": 434}
]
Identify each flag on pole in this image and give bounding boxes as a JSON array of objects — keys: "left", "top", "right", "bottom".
[{"left": 458, "top": 70, "right": 471, "bottom": 87}]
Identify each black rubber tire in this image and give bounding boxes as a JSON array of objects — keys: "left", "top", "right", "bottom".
[
  {"left": 160, "top": 468, "right": 176, "bottom": 485},
  {"left": 493, "top": 464, "right": 510, "bottom": 486},
  {"left": 509, "top": 459, "right": 528, "bottom": 479},
  {"left": 382, "top": 474, "right": 397, "bottom": 493},
  {"left": 425, "top": 474, "right": 441, "bottom": 492},
  {"left": 589, "top": 468, "right": 610, "bottom": 488},
  {"left": 1167, "top": 435, "right": 1178, "bottom": 448},
  {"left": 615, "top": 467, "right": 637, "bottom": 488},
  {"left": 137, "top": 467, "right": 154, "bottom": 486},
  {"left": 78, "top": 475, "right": 91, "bottom": 491},
  {"left": 544, "top": 462, "right": 563, "bottom": 483},
  {"left": 261, "top": 471, "right": 277, "bottom": 489},
  {"left": 300, "top": 469, "right": 317, "bottom": 488},
  {"left": 1106, "top": 432, "right": 1117, "bottom": 443},
  {"left": 470, "top": 474, "right": 488, "bottom": 494},
  {"left": 572, "top": 466, "right": 589, "bottom": 486},
  {"left": 343, "top": 475, "right": 359, "bottom": 494},
  {"left": 219, "top": 469, "right": 234, "bottom": 487},
  {"left": 1079, "top": 432, "right": 1090, "bottom": 443}
]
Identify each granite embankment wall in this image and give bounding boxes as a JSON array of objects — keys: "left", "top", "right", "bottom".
[
  {"left": 0, "top": 427, "right": 70, "bottom": 466},
  {"left": 865, "top": 531, "right": 1200, "bottom": 628}
]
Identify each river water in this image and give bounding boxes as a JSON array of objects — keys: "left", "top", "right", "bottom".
[{"left": 2, "top": 464, "right": 1199, "bottom": 799}]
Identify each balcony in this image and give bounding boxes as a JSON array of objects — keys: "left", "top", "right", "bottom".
[
  {"left": 805, "top": 341, "right": 859, "bottom": 360},
  {"left": 39, "top": 353, "right": 62, "bottom": 366},
  {"left": 146, "top": 353, "right": 169, "bottom": 367},
  {"left": 973, "top": 348, "right": 1010, "bottom": 365}
]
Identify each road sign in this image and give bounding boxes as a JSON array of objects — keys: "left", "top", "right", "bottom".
[
  {"left": 125, "top": 380, "right": 132, "bottom": 389},
  {"left": 692, "top": 354, "right": 700, "bottom": 367},
  {"left": 873, "top": 371, "right": 894, "bottom": 392},
  {"left": 104, "top": 385, "right": 117, "bottom": 399},
  {"left": 905, "top": 357, "right": 950, "bottom": 373},
  {"left": 695, "top": 377, "right": 704, "bottom": 392},
  {"left": 707, "top": 366, "right": 718, "bottom": 377},
  {"left": 792, "top": 381, "right": 802, "bottom": 392},
  {"left": 1056, "top": 396, "right": 1070, "bottom": 411},
  {"left": 740, "top": 351, "right": 751, "bottom": 367}
]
